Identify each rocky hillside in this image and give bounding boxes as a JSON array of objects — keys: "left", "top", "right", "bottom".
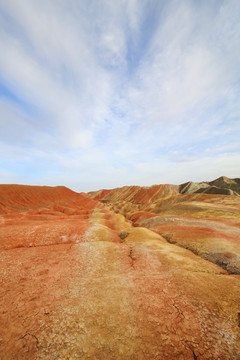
[
  {"left": 0, "top": 183, "right": 240, "bottom": 359},
  {"left": 89, "top": 176, "right": 240, "bottom": 202},
  {"left": 0, "top": 184, "right": 95, "bottom": 214},
  {"left": 88, "top": 177, "right": 240, "bottom": 275},
  {"left": 180, "top": 176, "right": 240, "bottom": 196}
]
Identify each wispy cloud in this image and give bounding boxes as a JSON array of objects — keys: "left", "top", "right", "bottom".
[{"left": 0, "top": 0, "right": 239, "bottom": 191}]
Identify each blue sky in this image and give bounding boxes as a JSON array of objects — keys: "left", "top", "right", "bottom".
[{"left": 0, "top": 0, "right": 240, "bottom": 191}]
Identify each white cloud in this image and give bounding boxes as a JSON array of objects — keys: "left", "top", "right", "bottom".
[
  {"left": 0, "top": 0, "right": 115, "bottom": 148},
  {"left": 127, "top": 1, "right": 240, "bottom": 125},
  {"left": 0, "top": 0, "right": 239, "bottom": 191}
]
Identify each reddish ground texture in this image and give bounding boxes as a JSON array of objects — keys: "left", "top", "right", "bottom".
[
  {"left": 90, "top": 184, "right": 240, "bottom": 275},
  {"left": 0, "top": 185, "right": 240, "bottom": 359}
]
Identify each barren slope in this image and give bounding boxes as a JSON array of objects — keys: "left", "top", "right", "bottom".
[
  {"left": 88, "top": 178, "right": 240, "bottom": 275},
  {"left": 0, "top": 184, "right": 240, "bottom": 359}
]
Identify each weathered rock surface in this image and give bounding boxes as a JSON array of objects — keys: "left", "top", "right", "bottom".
[
  {"left": 0, "top": 183, "right": 240, "bottom": 359},
  {"left": 88, "top": 177, "right": 240, "bottom": 275},
  {"left": 179, "top": 176, "right": 240, "bottom": 196}
]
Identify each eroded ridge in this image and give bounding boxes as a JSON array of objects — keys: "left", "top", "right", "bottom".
[
  {"left": 88, "top": 177, "right": 240, "bottom": 275},
  {"left": 0, "top": 184, "right": 240, "bottom": 359}
]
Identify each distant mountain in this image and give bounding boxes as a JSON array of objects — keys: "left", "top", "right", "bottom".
[
  {"left": 180, "top": 176, "right": 240, "bottom": 196},
  {"left": 88, "top": 176, "right": 240, "bottom": 205},
  {"left": 88, "top": 183, "right": 179, "bottom": 204}
]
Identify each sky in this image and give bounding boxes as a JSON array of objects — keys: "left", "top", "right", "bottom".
[{"left": 0, "top": 0, "right": 240, "bottom": 192}]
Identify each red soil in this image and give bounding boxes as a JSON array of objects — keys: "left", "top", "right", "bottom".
[
  {"left": 1, "top": 184, "right": 240, "bottom": 359},
  {"left": 0, "top": 184, "right": 96, "bottom": 214},
  {"left": 90, "top": 183, "right": 240, "bottom": 275},
  {"left": 129, "top": 211, "right": 159, "bottom": 223},
  {"left": 88, "top": 184, "right": 179, "bottom": 204}
]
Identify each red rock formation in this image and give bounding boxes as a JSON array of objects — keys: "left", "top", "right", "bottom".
[
  {"left": 89, "top": 183, "right": 179, "bottom": 204},
  {"left": 88, "top": 178, "right": 240, "bottom": 275},
  {"left": 1, "top": 183, "right": 240, "bottom": 359}
]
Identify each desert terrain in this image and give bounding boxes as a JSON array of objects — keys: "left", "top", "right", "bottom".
[{"left": 0, "top": 177, "right": 240, "bottom": 359}]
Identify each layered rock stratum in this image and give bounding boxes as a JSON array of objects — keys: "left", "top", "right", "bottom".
[
  {"left": 0, "top": 178, "right": 240, "bottom": 359},
  {"left": 88, "top": 176, "right": 240, "bottom": 275}
]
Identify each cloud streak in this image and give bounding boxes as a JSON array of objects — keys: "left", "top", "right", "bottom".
[{"left": 0, "top": 0, "right": 239, "bottom": 191}]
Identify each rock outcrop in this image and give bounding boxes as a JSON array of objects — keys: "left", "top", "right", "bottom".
[
  {"left": 88, "top": 177, "right": 240, "bottom": 275},
  {"left": 0, "top": 182, "right": 240, "bottom": 359},
  {"left": 179, "top": 176, "right": 240, "bottom": 196}
]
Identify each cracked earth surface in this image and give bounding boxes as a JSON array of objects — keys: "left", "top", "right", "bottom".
[{"left": 0, "top": 186, "right": 240, "bottom": 359}]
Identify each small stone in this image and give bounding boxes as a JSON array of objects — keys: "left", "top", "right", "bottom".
[{"left": 119, "top": 231, "right": 129, "bottom": 242}]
